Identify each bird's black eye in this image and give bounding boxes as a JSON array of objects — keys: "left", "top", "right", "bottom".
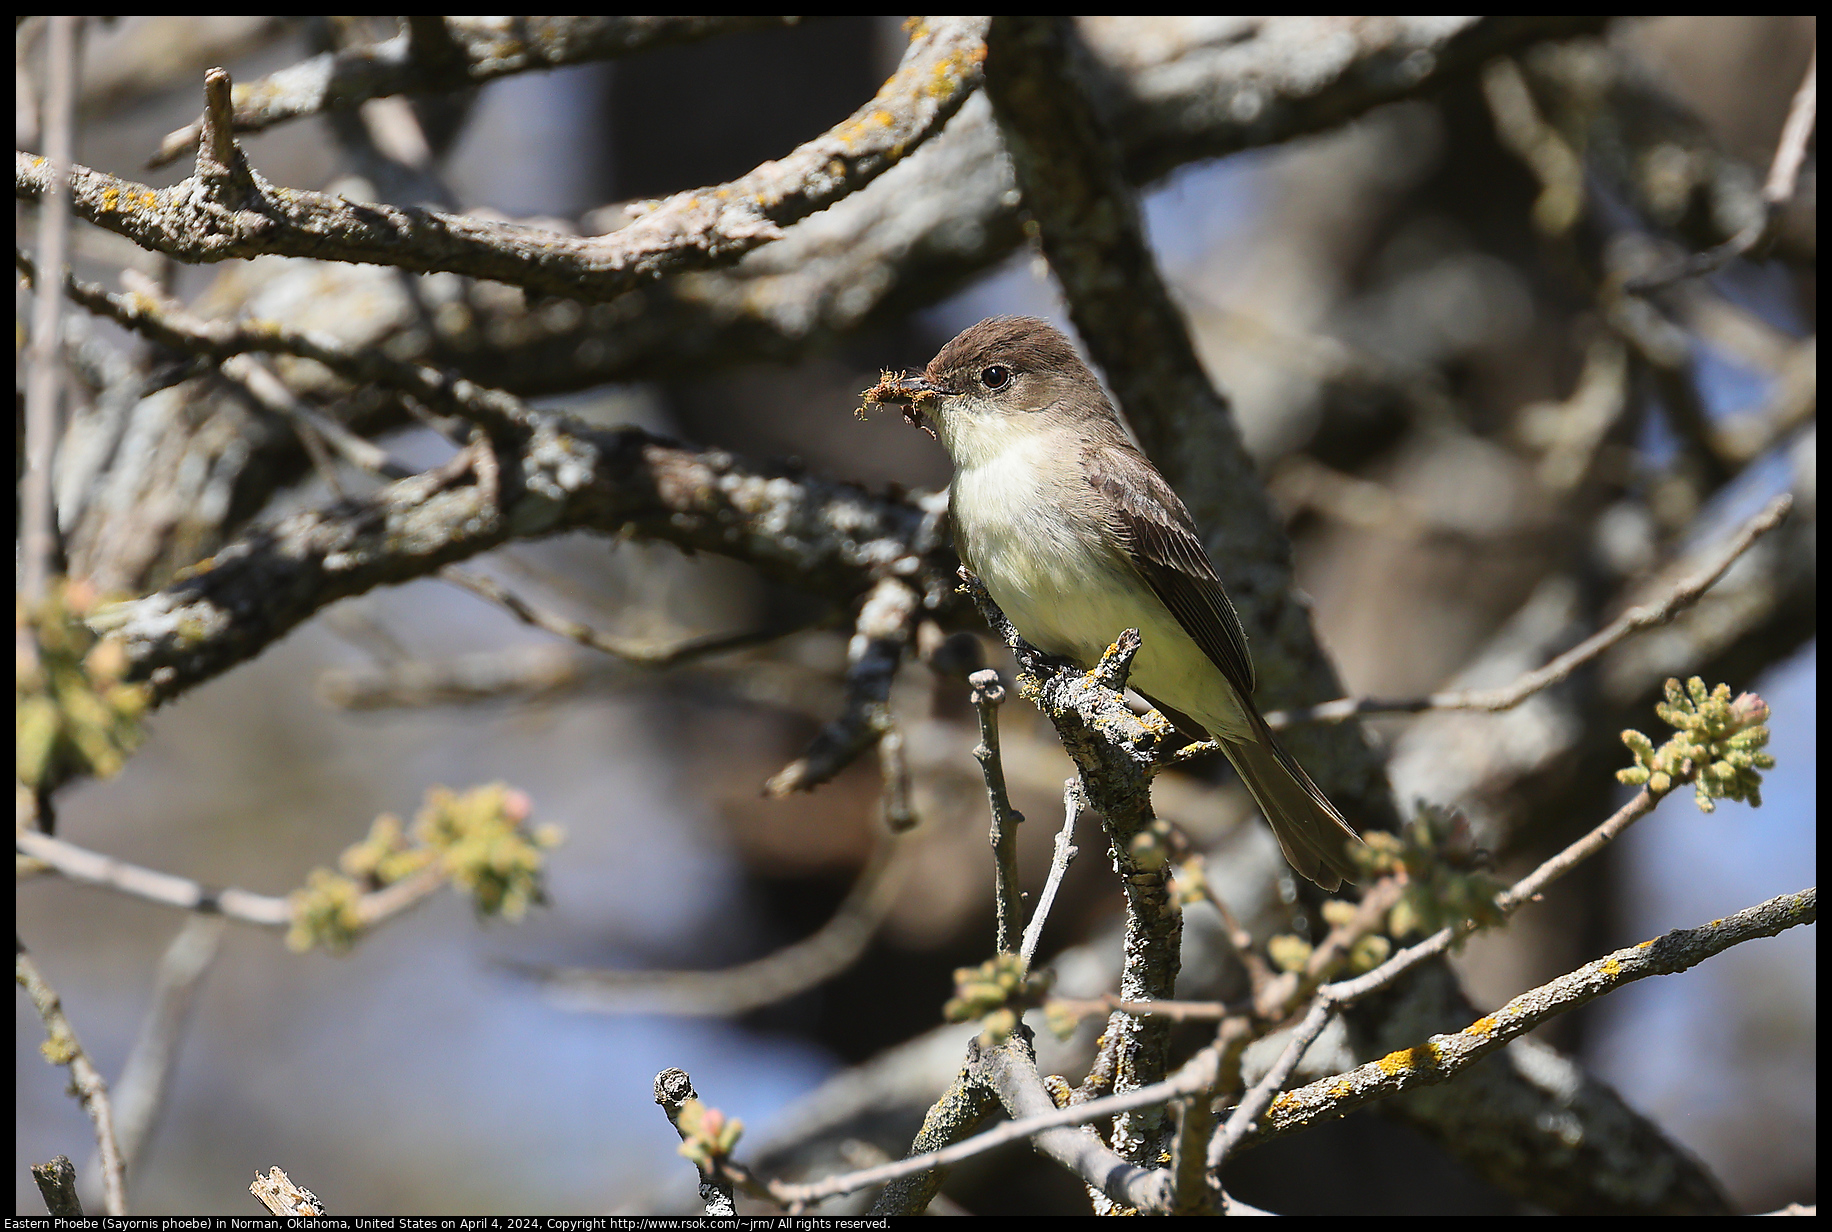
[{"left": 981, "top": 365, "right": 1012, "bottom": 390}]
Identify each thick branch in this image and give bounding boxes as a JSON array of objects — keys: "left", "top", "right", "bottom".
[
  {"left": 21, "top": 19, "right": 986, "bottom": 301},
  {"left": 91, "top": 415, "right": 940, "bottom": 705}
]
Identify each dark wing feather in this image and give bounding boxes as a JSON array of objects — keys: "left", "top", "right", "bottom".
[{"left": 1083, "top": 443, "right": 1256, "bottom": 698}]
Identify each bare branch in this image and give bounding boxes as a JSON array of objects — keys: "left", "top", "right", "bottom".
[
  {"left": 1018, "top": 778, "right": 1084, "bottom": 974},
  {"left": 1268, "top": 494, "right": 1794, "bottom": 726},
  {"left": 440, "top": 566, "right": 794, "bottom": 666},
  {"left": 104, "top": 916, "right": 226, "bottom": 1179},
  {"left": 518, "top": 836, "right": 905, "bottom": 1017},
  {"left": 16, "top": 827, "right": 443, "bottom": 933},
  {"left": 249, "top": 1167, "right": 326, "bottom": 1216},
  {"left": 87, "top": 413, "right": 937, "bottom": 710},
  {"left": 970, "top": 1030, "right": 1173, "bottom": 1213},
  {"left": 765, "top": 578, "right": 921, "bottom": 797},
  {"left": 23, "top": 20, "right": 987, "bottom": 301},
  {"left": 21, "top": 14, "right": 82, "bottom": 603},
  {"left": 967, "top": 668, "right": 1025, "bottom": 954},
  {"left": 1623, "top": 48, "right": 1817, "bottom": 292},
  {"left": 149, "top": 18, "right": 816, "bottom": 165},
  {"left": 16, "top": 942, "right": 127, "bottom": 1215},
  {"left": 30, "top": 1156, "right": 83, "bottom": 1217},
  {"left": 1246, "top": 887, "right": 1816, "bottom": 1144}
]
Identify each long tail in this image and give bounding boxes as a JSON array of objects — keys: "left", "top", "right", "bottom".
[{"left": 1220, "top": 717, "right": 1363, "bottom": 891}]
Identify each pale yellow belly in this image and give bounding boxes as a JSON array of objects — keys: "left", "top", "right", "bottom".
[{"left": 952, "top": 469, "right": 1250, "bottom": 743}]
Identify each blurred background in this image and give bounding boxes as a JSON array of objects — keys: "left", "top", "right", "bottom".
[{"left": 16, "top": 16, "right": 1814, "bottom": 1214}]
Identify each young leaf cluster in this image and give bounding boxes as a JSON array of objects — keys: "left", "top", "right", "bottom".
[{"left": 1618, "top": 677, "right": 1775, "bottom": 812}]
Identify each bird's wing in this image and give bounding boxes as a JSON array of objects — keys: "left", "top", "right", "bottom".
[{"left": 1083, "top": 443, "right": 1256, "bottom": 698}]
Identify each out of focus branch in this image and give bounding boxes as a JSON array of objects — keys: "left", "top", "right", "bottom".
[
  {"left": 21, "top": 14, "right": 81, "bottom": 604},
  {"left": 765, "top": 577, "right": 921, "bottom": 798},
  {"left": 148, "top": 17, "right": 816, "bottom": 166},
  {"left": 1624, "top": 48, "right": 1817, "bottom": 293},
  {"left": 520, "top": 835, "right": 905, "bottom": 1017},
  {"left": 104, "top": 916, "right": 226, "bottom": 1181},
  {"left": 1269, "top": 493, "right": 1793, "bottom": 726},
  {"left": 440, "top": 566, "right": 794, "bottom": 666}
]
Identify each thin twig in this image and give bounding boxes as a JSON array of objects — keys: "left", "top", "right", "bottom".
[
  {"left": 104, "top": 916, "right": 227, "bottom": 1179},
  {"left": 21, "top": 14, "right": 82, "bottom": 604},
  {"left": 1623, "top": 49, "right": 1816, "bottom": 293},
  {"left": 317, "top": 643, "right": 593, "bottom": 709},
  {"left": 17, "top": 942, "right": 127, "bottom": 1215},
  {"left": 1047, "top": 992, "right": 1249, "bottom": 1024},
  {"left": 1763, "top": 49, "right": 1818, "bottom": 206},
  {"left": 519, "top": 836, "right": 905, "bottom": 1017},
  {"left": 1209, "top": 784, "right": 1665, "bottom": 1171},
  {"left": 653, "top": 1069, "right": 737, "bottom": 1216},
  {"left": 1019, "top": 778, "right": 1084, "bottom": 974},
  {"left": 149, "top": 18, "right": 821, "bottom": 164},
  {"left": 441, "top": 566, "right": 792, "bottom": 666},
  {"left": 16, "top": 827, "right": 445, "bottom": 933},
  {"left": 1266, "top": 494, "right": 1792, "bottom": 726},
  {"left": 1175, "top": 853, "right": 1276, "bottom": 999},
  {"left": 110, "top": 257, "right": 425, "bottom": 483},
  {"left": 26, "top": 250, "right": 526, "bottom": 438},
  {"left": 766, "top": 578, "right": 919, "bottom": 797},
  {"left": 969, "top": 668, "right": 1026, "bottom": 953}
]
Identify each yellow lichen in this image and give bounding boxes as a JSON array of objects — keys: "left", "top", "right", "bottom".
[
  {"left": 1464, "top": 1015, "right": 1498, "bottom": 1038},
  {"left": 1376, "top": 1042, "right": 1442, "bottom": 1077}
]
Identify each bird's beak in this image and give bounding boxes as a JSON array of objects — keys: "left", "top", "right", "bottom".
[
  {"left": 884, "top": 375, "right": 942, "bottom": 401},
  {"left": 861, "top": 372, "right": 943, "bottom": 438}
]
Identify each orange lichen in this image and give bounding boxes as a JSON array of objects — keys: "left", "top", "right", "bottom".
[{"left": 1463, "top": 1015, "right": 1498, "bottom": 1038}]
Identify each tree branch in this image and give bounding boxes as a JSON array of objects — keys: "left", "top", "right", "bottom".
[
  {"left": 22, "top": 20, "right": 986, "bottom": 301},
  {"left": 148, "top": 17, "right": 819, "bottom": 166},
  {"left": 1245, "top": 887, "right": 1815, "bottom": 1144},
  {"left": 16, "top": 942, "right": 127, "bottom": 1215},
  {"left": 1267, "top": 493, "right": 1794, "bottom": 725}
]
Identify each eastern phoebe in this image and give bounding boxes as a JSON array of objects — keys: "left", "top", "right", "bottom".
[{"left": 873, "top": 316, "right": 1362, "bottom": 889}]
